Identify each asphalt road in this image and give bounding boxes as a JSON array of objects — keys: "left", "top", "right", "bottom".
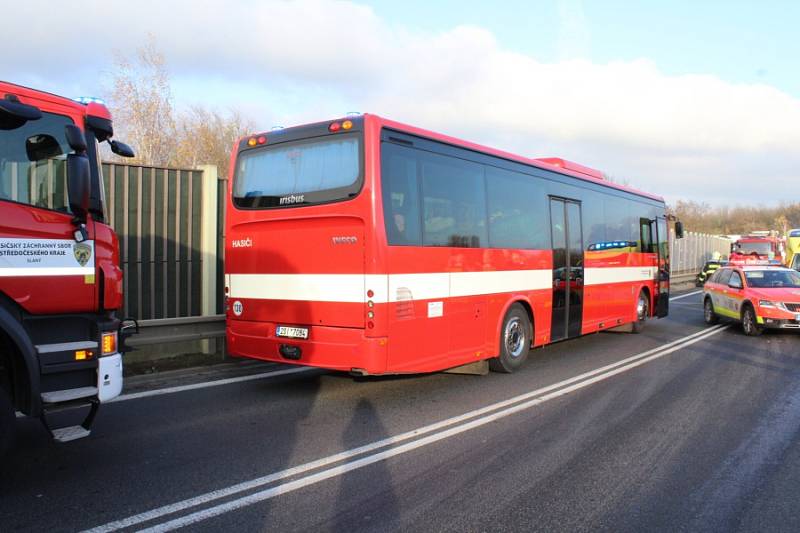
[{"left": 3, "top": 289, "right": 800, "bottom": 532}]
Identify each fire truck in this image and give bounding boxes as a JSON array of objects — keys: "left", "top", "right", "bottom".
[
  {"left": 0, "top": 82, "right": 134, "bottom": 455},
  {"left": 730, "top": 233, "right": 784, "bottom": 264}
]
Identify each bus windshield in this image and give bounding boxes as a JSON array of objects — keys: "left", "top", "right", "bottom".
[{"left": 233, "top": 135, "right": 361, "bottom": 208}]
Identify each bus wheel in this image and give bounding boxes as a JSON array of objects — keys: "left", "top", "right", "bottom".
[
  {"left": 631, "top": 290, "right": 649, "bottom": 334},
  {"left": 703, "top": 297, "right": 719, "bottom": 325},
  {"left": 0, "top": 388, "right": 14, "bottom": 458},
  {"left": 741, "top": 305, "right": 763, "bottom": 337},
  {"left": 490, "top": 304, "right": 531, "bottom": 373}
]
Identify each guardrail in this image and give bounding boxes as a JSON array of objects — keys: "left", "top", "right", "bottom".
[
  {"left": 127, "top": 315, "right": 225, "bottom": 348},
  {"left": 134, "top": 271, "right": 700, "bottom": 348}
]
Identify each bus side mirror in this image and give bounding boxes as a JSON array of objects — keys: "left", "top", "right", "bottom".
[
  {"left": 675, "top": 221, "right": 685, "bottom": 239},
  {"left": 67, "top": 153, "right": 90, "bottom": 224}
]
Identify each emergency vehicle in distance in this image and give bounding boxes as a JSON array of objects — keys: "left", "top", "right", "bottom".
[
  {"left": 703, "top": 260, "right": 800, "bottom": 335},
  {"left": 225, "top": 114, "right": 683, "bottom": 376},
  {"left": 0, "top": 81, "right": 134, "bottom": 455},
  {"left": 786, "top": 228, "right": 800, "bottom": 269},
  {"left": 730, "top": 233, "right": 784, "bottom": 264}
]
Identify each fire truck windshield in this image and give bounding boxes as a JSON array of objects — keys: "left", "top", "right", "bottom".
[
  {"left": 0, "top": 111, "right": 77, "bottom": 213},
  {"left": 735, "top": 242, "right": 773, "bottom": 255},
  {"left": 233, "top": 134, "right": 361, "bottom": 208}
]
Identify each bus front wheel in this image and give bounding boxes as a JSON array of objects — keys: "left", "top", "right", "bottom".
[
  {"left": 631, "top": 290, "right": 649, "bottom": 334},
  {"left": 490, "top": 304, "right": 531, "bottom": 373}
]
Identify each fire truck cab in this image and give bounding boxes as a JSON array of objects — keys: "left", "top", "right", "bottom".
[
  {"left": 0, "top": 82, "right": 134, "bottom": 455},
  {"left": 730, "top": 234, "right": 783, "bottom": 264}
]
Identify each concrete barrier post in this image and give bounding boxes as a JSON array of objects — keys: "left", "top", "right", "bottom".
[{"left": 198, "top": 164, "right": 219, "bottom": 354}]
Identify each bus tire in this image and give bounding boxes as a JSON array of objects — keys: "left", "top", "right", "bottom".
[
  {"left": 0, "top": 388, "right": 14, "bottom": 458},
  {"left": 703, "top": 297, "right": 719, "bottom": 325},
  {"left": 489, "top": 304, "right": 531, "bottom": 373},
  {"left": 741, "top": 304, "right": 763, "bottom": 336},
  {"left": 631, "top": 290, "right": 649, "bottom": 334}
]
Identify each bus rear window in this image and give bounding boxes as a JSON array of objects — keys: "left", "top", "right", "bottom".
[{"left": 233, "top": 134, "right": 361, "bottom": 209}]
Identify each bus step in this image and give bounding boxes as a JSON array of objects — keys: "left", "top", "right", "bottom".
[{"left": 51, "top": 425, "right": 91, "bottom": 443}]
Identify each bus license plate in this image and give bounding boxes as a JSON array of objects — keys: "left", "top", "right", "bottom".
[{"left": 276, "top": 326, "right": 308, "bottom": 339}]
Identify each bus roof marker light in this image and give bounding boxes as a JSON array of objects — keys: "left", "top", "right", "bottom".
[
  {"left": 247, "top": 137, "right": 257, "bottom": 147},
  {"left": 342, "top": 120, "right": 353, "bottom": 130},
  {"left": 257, "top": 135, "right": 267, "bottom": 144},
  {"left": 329, "top": 122, "right": 341, "bottom": 132}
]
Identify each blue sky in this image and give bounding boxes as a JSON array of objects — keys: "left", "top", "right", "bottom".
[
  {"left": 1, "top": 0, "right": 799, "bottom": 206},
  {"left": 369, "top": 0, "right": 800, "bottom": 97}
]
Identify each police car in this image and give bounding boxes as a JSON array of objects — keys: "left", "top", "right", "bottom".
[{"left": 703, "top": 261, "right": 800, "bottom": 335}]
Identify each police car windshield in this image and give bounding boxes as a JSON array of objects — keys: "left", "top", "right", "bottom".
[{"left": 744, "top": 269, "right": 800, "bottom": 288}]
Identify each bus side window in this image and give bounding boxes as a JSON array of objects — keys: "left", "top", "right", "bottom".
[{"left": 381, "top": 144, "right": 421, "bottom": 246}]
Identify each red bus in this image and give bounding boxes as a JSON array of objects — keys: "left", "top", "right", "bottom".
[{"left": 224, "top": 115, "right": 680, "bottom": 375}]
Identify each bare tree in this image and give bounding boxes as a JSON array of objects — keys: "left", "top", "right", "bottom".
[
  {"left": 107, "top": 39, "right": 252, "bottom": 177},
  {"left": 107, "top": 36, "right": 177, "bottom": 166},
  {"left": 173, "top": 106, "right": 253, "bottom": 179}
]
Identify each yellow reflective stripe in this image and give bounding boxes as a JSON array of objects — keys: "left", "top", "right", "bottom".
[{"left": 715, "top": 306, "right": 740, "bottom": 320}]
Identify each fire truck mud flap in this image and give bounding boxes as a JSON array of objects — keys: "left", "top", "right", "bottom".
[{"left": 98, "top": 353, "right": 123, "bottom": 402}]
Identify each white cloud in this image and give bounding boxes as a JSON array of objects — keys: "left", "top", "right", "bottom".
[{"left": 2, "top": 0, "right": 798, "bottom": 204}]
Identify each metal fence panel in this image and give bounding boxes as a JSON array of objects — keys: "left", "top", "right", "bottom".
[{"left": 103, "top": 163, "right": 207, "bottom": 320}]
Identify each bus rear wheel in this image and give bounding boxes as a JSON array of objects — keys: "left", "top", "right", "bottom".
[
  {"left": 631, "top": 290, "right": 649, "bottom": 334},
  {"left": 490, "top": 304, "right": 531, "bottom": 373}
]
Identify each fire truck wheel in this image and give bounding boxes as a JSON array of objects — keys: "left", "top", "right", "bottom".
[
  {"left": 741, "top": 305, "right": 763, "bottom": 337},
  {"left": 489, "top": 304, "right": 531, "bottom": 373},
  {"left": 0, "top": 388, "right": 14, "bottom": 458},
  {"left": 703, "top": 297, "right": 719, "bottom": 325},
  {"left": 631, "top": 290, "right": 649, "bottom": 334}
]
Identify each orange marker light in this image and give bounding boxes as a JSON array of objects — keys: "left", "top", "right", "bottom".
[
  {"left": 247, "top": 137, "right": 257, "bottom": 146},
  {"left": 102, "top": 332, "right": 118, "bottom": 355},
  {"left": 329, "top": 122, "right": 341, "bottom": 132},
  {"left": 342, "top": 120, "right": 353, "bottom": 130},
  {"left": 75, "top": 350, "right": 94, "bottom": 360}
]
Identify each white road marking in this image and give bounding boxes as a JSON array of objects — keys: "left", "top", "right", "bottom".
[
  {"left": 85, "top": 324, "right": 727, "bottom": 533},
  {"left": 107, "top": 367, "right": 314, "bottom": 403},
  {"left": 670, "top": 290, "right": 703, "bottom": 301}
]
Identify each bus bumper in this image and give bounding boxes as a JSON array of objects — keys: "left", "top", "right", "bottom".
[{"left": 227, "top": 320, "right": 388, "bottom": 374}]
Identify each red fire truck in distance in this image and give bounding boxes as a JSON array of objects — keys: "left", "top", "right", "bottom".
[
  {"left": 730, "top": 234, "right": 783, "bottom": 264},
  {"left": 1, "top": 82, "right": 135, "bottom": 454},
  {"left": 225, "top": 115, "right": 681, "bottom": 376}
]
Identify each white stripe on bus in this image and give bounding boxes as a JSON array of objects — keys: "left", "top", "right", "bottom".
[{"left": 228, "top": 267, "right": 659, "bottom": 303}]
